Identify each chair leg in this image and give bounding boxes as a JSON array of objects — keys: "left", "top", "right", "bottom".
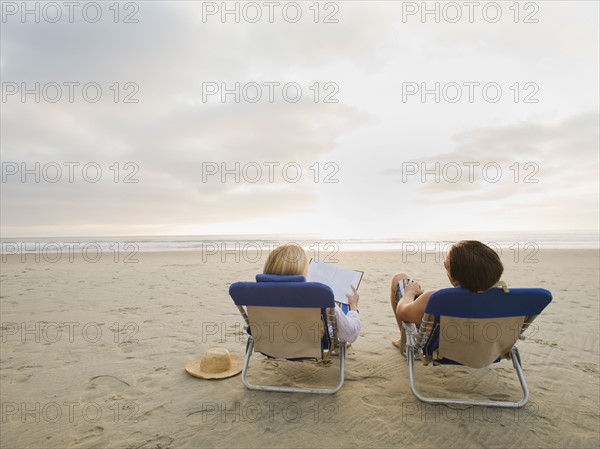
[
  {"left": 407, "top": 346, "right": 530, "bottom": 408},
  {"left": 240, "top": 338, "right": 345, "bottom": 394},
  {"left": 336, "top": 342, "right": 346, "bottom": 391},
  {"left": 510, "top": 347, "right": 530, "bottom": 407},
  {"left": 240, "top": 337, "right": 254, "bottom": 391}
]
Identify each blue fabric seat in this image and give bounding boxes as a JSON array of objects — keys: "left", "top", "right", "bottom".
[{"left": 421, "top": 287, "right": 552, "bottom": 362}]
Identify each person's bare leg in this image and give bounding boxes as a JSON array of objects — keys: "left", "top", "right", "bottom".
[{"left": 390, "top": 273, "right": 410, "bottom": 349}]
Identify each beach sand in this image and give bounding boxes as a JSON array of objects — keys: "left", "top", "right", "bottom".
[{"left": 1, "top": 248, "right": 599, "bottom": 448}]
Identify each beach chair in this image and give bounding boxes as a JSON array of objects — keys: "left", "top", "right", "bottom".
[
  {"left": 229, "top": 274, "right": 345, "bottom": 394},
  {"left": 405, "top": 286, "right": 552, "bottom": 408}
]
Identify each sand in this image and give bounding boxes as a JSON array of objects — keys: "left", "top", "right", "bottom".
[{"left": 1, "top": 248, "right": 599, "bottom": 448}]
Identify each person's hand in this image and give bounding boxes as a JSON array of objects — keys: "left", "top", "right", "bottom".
[
  {"left": 404, "top": 280, "right": 423, "bottom": 298},
  {"left": 346, "top": 285, "right": 359, "bottom": 311}
]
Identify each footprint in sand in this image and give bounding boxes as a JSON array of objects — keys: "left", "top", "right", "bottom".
[
  {"left": 531, "top": 338, "right": 559, "bottom": 347},
  {"left": 118, "top": 307, "right": 141, "bottom": 313},
  {"left": 17, "top": 364, "right": 42, "bottom": 370},
  {"left": 11, "top": 373, "right": 34, "bottom": 383},
  {"left": 134, "top": 435, "right": 174, "bottom": 449},
  {"left": 261, "top": 360, "right": 279, "bottom": 371},
  {"left": 346, "top": 373, "right": 389, "bottom": 384},
  {"left": 72, "top": 426, "right": 104, "bottom": 446},
  {"left": 488, "top": 393, "right": 511, "bottom": 400},
  {"left": 361, "top": 392, "right": 400, "bottom": 408},
  {"left": 89, "top": 374, "right": 130, "bottom": 387},
  {"left": 573, "top": 362, "right": 599, "bottom": 374}
]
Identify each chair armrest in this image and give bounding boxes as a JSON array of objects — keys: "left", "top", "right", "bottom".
[
  {"left": 237, "top": 306, "right": 250, "bottom": 326},
  {"left": 413, "top": 313, "right": 435, "bottom": 349},
  {"left": 327, "top": 308, "right": 343, "bottom": 343},
  {"left": 518, "top": 315, "right": 539, "bottom": 341}
]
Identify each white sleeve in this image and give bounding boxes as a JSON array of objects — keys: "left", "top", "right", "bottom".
[{"left": 334, "top": 307, "right": 361, "bottom": 343}]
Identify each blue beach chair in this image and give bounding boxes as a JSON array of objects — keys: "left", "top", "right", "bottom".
[
  {"left": 229, "top": 274, "right": 345, "bottom": 394},
  {"left": 405, "top": 286, "right": 552, "bottom": 408}
]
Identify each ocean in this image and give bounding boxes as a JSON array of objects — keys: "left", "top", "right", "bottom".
[{"left": 1, "top": 232, "right": 598, "bottom": 254}]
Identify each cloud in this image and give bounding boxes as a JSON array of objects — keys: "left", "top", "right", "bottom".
[
  {"left": 3, "top": 2, "right": 388, "bottom": 236},
  {"left": 384, "top": 112, "right": 599, "bottom": 204},
  {"left": 1, "top": 2, "right": 397, "bottom": 82},
  {"left": 1, "top": 91, "right": 369, "bottom": 232},
  {"left": 393, "top": 1, "right": 600, "bottom": 64}
]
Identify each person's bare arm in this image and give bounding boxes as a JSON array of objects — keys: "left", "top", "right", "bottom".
[{"left": 395, "top": 283, "right": 435, "bottom": 324}]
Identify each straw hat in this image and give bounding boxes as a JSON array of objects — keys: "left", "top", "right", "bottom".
[{"left": 185, "top": 348, "right": 243, "bottom": 379}]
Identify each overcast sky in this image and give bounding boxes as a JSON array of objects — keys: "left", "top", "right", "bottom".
[{"left": 1, "top": 1, "right": 598, "bottom": 238}]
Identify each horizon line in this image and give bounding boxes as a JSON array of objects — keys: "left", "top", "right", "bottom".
[{"left": 1, "top": 229, "right": 598, "bottom": 241}]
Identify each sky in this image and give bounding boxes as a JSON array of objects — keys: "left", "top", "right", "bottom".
[{"left": 1, "top": 1, "right": 599, "bottom": 238}]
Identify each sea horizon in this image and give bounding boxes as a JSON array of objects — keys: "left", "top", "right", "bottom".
[{"left": 1, "top": 230, "right": 598, "bottom": 252}]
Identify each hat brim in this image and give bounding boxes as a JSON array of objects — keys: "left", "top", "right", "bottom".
[{"left": 185, "top": 355, "right": 244, "bottom": 380}]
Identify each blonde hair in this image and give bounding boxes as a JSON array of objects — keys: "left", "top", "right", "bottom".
[{"left": 263, "top": 243, "right": 308, "bottom": 276}]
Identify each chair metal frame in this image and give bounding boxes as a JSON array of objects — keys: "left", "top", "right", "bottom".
[
  {"left": 236, "top": 305, "right": 346, "bottom": 394},
  {"left": 405, "top": 313, "right": 541, "bottom": 408}
]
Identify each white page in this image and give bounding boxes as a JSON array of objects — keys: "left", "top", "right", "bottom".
[{"left": 307, "top": 259, "right": 363, "bottom": 304}]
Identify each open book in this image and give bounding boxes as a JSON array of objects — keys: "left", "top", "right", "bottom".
[{"left": 307, "top": 259, "right": 363, "bottom": 305}]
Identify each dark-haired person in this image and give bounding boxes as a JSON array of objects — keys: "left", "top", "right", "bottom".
[{"left": 390, "top": 240, "right": 504, "bottom": 351}]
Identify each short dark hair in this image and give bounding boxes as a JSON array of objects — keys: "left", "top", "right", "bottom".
[{"left": 445, "top": 240, "right": 503, "bottom": 292}]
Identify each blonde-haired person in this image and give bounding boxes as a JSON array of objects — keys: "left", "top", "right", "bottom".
[{"left": 263, "top": 243, "right": 361, "bottom": 343}]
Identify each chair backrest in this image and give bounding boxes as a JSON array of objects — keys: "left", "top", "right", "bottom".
[
  {"left": 422, "top": 287, "right": 552, "bottom": 368},
  {"left": 229, "top": 274, "right": 336, "bottom": 359}
]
